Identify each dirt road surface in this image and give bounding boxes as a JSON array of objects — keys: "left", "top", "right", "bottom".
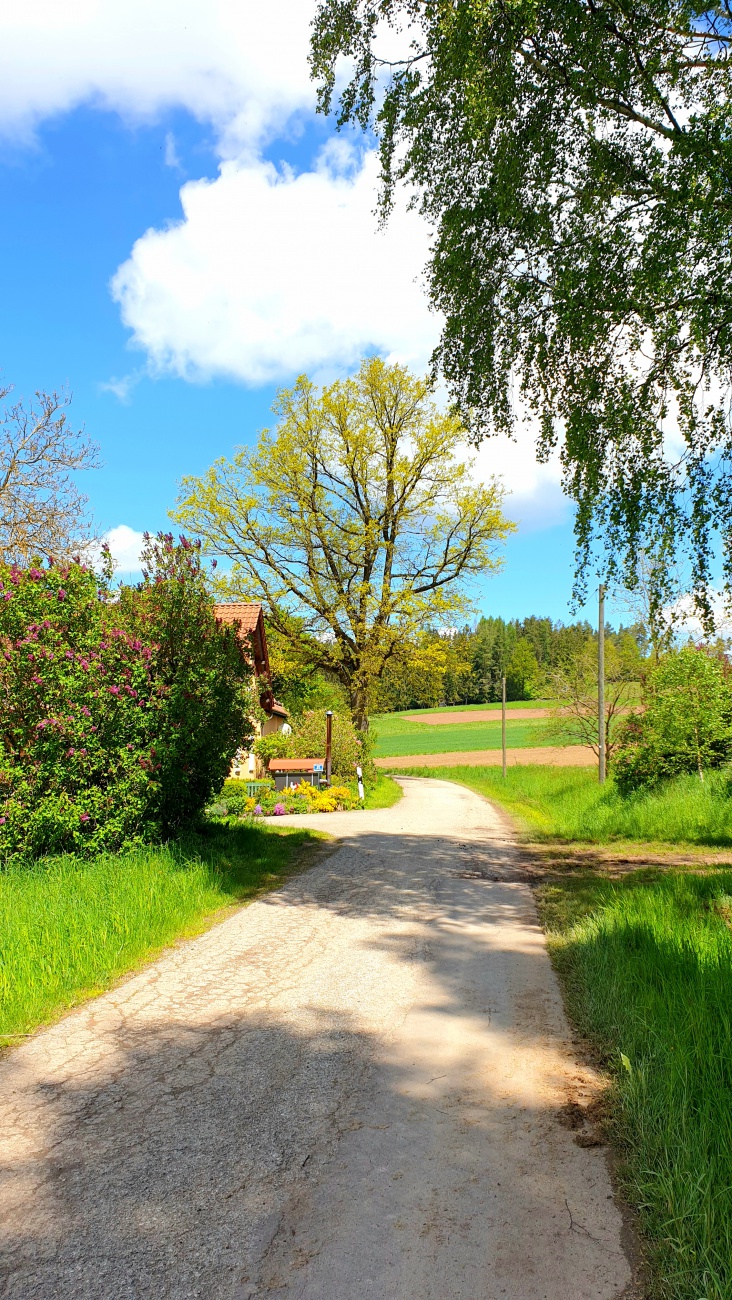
[
  {"left": 376, "top": 744, "right": 597, "bottom": 768},
  {"left": 0, "top": 778, "right": 632, "bottom": 1299}
]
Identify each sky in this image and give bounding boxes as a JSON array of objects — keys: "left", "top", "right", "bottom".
[{"left": 0, "top": 0, "right": 604, "bottom": 628}]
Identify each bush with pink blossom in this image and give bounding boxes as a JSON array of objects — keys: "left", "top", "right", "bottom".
[{"left": 0, "top": 536, "right": 252, "bottom": 862}]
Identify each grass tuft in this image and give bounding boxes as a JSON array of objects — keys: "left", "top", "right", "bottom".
[
  {"left": 0, "top": 821, "right": 321, "bottom": 1047},
  {"left": 540, "top": 869, "right": 732, "bottom": 1300}
]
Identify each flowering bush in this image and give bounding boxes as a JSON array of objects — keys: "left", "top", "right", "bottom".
[
  {"left": 0, "top": 537, "right": 252, "bottom": 862},
  {"left": 211, "top": 779, "right": 358, "bottom": 818}
]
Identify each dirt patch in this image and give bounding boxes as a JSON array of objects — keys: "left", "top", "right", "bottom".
[
  {"left": 376, "top": 744, "right": 597, "bottom": 768},
  {"left": 524, "top": 839, "right": 732, "bottom": 877}
]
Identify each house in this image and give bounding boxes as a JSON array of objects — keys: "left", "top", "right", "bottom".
[{"left": 214, "top": 602, "right": 288, "bottom": 777}]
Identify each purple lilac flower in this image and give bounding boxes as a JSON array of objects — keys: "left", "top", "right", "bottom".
[
  {"left": 273, "top": 803, "right": 286, "bottom": 816},
  {"left": 253, "top": 804, "right": 263, "bottom": 816},
  {"left": 57, "top": 589, "right": 66, "bottom": 601}
]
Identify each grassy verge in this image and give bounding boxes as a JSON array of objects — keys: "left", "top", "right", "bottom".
[
  {"left": 398, "top": 764, "right": 732, "bottom": 846},
  {"left": 539, "top": 869, "right": 732, "bottom": 1300},
  {"left": 0, "top": 820, "right": 324, "bottom": 1048},
  {"left": 361, "top": 774, "right": 403, "bottom": 810}
]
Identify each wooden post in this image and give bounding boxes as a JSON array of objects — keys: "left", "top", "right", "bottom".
[
  {"left": 598, "top": 585, "right": 606, "bottom": 784},
  {"left": 325, "top": 710, "right": 333, "bottom": 786},
  {"left": 501, "top": 675, "right": 507, "bottom": 779}
]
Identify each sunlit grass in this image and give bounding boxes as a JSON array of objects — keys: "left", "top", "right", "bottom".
[
  {"left": 0, "top": 821, "right": 321, "bottom": 1046},
  {"left": 398, "top": 764, "right": 732, "bottom": 846},
  {"left": 371, "top": 718, "right": 553, "bottom": 757},
  {"left": 540, "top": 870, "right": 732, "bottom": 1300}
]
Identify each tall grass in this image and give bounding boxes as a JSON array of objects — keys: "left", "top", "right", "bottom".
[
  {"left": 400, "top": 764, "right": 732, "bottom": 845},
  {"left": 0, "top": 822, "right": 318, "bottom": 1046},
  {"left": 542, "top": 870, "right": 732, "bottom": 1299}
]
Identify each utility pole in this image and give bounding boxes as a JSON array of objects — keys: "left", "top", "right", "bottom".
[
  {"left": 598, "top": 585, "right": 606, "bottom": 784},
  {"left": 325, "top": 710, "right": 333, "bottom": 786},
  {"left": 501, "top": 674, "right": 507, "bottom": 779}
]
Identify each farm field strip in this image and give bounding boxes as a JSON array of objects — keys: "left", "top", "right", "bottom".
[{"left": 372, "top": 716, "right": 553, "bottom": 756}]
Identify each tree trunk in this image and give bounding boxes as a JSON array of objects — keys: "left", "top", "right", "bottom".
[{"left": 350, "top": 684, "right": 370, "bottom": 732}]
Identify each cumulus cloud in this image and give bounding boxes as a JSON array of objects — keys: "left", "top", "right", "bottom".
[
  {"left": 0, "top": 0, "right": 315, "bottom": 150},
  {"left": 0, "top": 1, "right": 568, "bottom": 524},
  {"left": 104, "top": 524, "right": 146, "bottom": 572},
  {"left": 111, "top": 146, "right": 440, "bottom": 385},
  {"left": 470, "top": 425, "right": 568, "bottom": 532}
]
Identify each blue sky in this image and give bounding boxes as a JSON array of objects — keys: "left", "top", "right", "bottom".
[{"left": 0, "top": 1, "right": 600, "bottom": 627}]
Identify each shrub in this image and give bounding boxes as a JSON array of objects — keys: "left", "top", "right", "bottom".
[
  {"left": 116, "top": 533, "right": 253, "bottom": 832},
  {"left": 613, "top": 647, "right": 732, "bottom": 793},
  {"left": 0, "top": 537, "right": 252, "bottom": 862}
]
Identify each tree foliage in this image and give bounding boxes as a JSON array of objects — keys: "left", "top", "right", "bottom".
[
  {"left": 311, "top": 0, "right": 732, "bottom": 619},
  {"left": 173, "top": 358, "right": 513, "bottom": 728},
  {"left": 614, "top": 646, "right": 732, "bottom": 789},
  {"left": 373, "top": 612, "right": 619, "bottom": 710},
  {"left": 547, "top": 633, "right": 643, "bottom": 760},
  {"left": 0, "top": 388, "right": 99, "bottom": 563}
]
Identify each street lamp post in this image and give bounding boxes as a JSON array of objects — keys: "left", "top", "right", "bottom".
[{"left": 325, "top": 710, "right": 333, "bottom": 786}]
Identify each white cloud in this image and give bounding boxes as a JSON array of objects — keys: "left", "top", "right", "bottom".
[
  {"left": 111, "top": 146, "right": 440, "bottom": 385},
  {"left": 0, "top": 0, "right": 569, "bottom": 525},
  {"left": 470, "top": 425, "right": 568, "bottom": 532},
  {"left": 0, "top": 0, "right": 315, "bottom": 152},
  {"left": 98, "top": 372, "right": 141, "bottom": 403},
  {"left": 104, "top": 524, "right": 146, "bottom": 572}
]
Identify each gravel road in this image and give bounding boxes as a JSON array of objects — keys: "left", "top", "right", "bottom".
[{"left": 0, "top": 777, "right": 632, "bottom": 1299}]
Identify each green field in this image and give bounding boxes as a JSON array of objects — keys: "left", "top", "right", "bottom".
[
  {"left": 0, "top": 821, "right": 322, "bottom": 1048},
  {"left": 398, "top": 764, "right": 732, "bottom": 846},
  {"left": 371, "top": 709, "right": 552, "bottom": 757}
]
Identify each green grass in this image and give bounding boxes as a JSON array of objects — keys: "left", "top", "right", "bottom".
[
  {"left": 361, "top": 774, "right": 403, "bottom": 809},
  {"left": 371, "top": 715, "right": 553, "bottom": 757},
  {"left": 540, "top": 869, "right": 732, "bottom": 1299},
  {"left": 0, "top": 821, "right": 322, "bottom": 1047},
  {"left": 398, "top": 764, "right": 732, "bottom": 846}
]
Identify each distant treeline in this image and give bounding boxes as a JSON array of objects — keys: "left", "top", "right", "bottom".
[{"left": 374, "top": 615, "right": 643, "bottom": 712}]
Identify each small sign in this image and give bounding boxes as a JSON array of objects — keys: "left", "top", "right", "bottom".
[{"left": 313, "top": 763, "right": 324, "bottom": 772}]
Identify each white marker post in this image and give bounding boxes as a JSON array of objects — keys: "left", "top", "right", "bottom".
[{"left": 356, "top": 765, "right": 365, "bottom": 802}]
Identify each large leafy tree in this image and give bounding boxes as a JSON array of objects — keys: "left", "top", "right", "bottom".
[
  {"left": 311, "top": 0, "right": 732, "bottom": 620},
  {"left": 172, "top": 358, "right": 512, "bottom": 729}
]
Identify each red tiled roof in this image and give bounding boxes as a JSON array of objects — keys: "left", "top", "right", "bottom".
[
  {"left": 269, "top": 758, "right": 324, "bottom": 772},
  {"left": 214, "top": 603, "right": 262, "bottom": 633}
]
